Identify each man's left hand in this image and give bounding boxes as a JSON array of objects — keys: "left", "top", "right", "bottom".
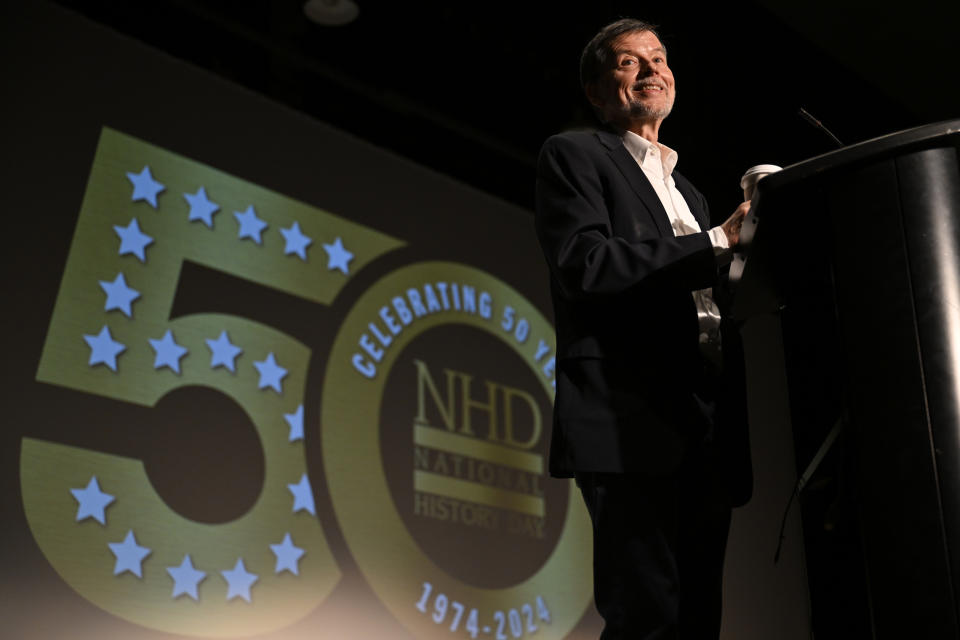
[{"left": 721, "top": 201, "right": 751, "bottom": 247}]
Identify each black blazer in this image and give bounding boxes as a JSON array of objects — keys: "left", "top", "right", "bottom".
[{"left": 535, "top": 128, "right": 751, "bottom": 505}]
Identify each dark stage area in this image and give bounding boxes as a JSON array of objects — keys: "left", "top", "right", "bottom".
[{"left": 46, "top": 1, "right": 957, "bottom": 212}]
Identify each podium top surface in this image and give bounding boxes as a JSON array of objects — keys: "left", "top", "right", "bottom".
[
  {"left": 731, "top": 118, "right": 960, "bottom": 317},
  {"left": 758, "top": 119, "right": 960, "bottom": 196}
]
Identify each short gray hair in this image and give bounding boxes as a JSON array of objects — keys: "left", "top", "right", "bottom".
[{"left": 579, "top": 18, "right": 663, "bottom": 88}]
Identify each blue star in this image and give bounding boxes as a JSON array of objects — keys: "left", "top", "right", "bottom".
[
  {"left": 184, "top": 186, "right": 220, "bottom": 228},
  {"left": 234, "top": 205, "right": 267, "bottom": 244},
  {"left": 287, "top": 473, "right": 316, "bottom": 515},
  {"left": 322, "top": 237, "right": 354, "bottom": 274},
  {"left": 221, "top": 558, "right": 258, "bottom": 602},
  {"left": 166, "top": 554, "right": 206, "bottom": 601},
  {"left": 205, "top": 330, "right": 242, "bottom": 372},
  {"left": 283, "top": 404, "right": 304, "bottom": 442},
  {"left": 279, "top": 222, "right": 312, "bottom": 261},
  {"left": 108, "top": 530, "right": 152, "bottom": 578},
  {"left": 83, "top": 325, "right": 126, "bottom": 372},
  {"left": 114, "top": 218, "right": 153, "bottom": 262},
  {"left": 70, "top": 476, "right": 115, "bottom": 525},
  {"left": 99, "top": 273, "right": 140, "bottom": 318},
  {"left": 126, "top": 166, "right": 165, "bottom": 208},
  {"left": 148, "top": 329, "right": 188, "bottom": 374},
  {"left": 269, "top": 533, "right": 305, "bottom": 575},
  {"left": 254, "top": 352, "right": 287, "bottom": 393}
]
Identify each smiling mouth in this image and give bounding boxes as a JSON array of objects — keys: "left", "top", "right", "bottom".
[{"left": 633, "top": 82, "right": 665, "bottom": 92}]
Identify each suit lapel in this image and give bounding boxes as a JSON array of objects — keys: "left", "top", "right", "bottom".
[
  {"left": 595, "top": 129, "right": 672, "bottom": 237},
  {"left": 673, "top": 172, "right": 710, "bottom": 230}
]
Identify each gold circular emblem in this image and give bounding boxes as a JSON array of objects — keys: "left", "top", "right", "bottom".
[{"left": 322, "top": 261, "right": 591, "bottom": 639}]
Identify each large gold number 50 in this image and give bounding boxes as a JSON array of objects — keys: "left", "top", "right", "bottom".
[{"left": 24, "top": 128, "right": 401, "bottom": 637}]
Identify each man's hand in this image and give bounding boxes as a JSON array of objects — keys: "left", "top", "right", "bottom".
[{"left": 721, "top": 200, "right": 751, "bottom": 247}]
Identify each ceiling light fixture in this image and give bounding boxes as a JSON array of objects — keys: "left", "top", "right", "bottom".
[{"left": 303, "top": 0, "right": 359, "bottom": 26}]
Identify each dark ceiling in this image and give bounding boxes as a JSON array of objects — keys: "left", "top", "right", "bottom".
[{"left": 50, "top": 0, "right": 960, "bottom": 214}]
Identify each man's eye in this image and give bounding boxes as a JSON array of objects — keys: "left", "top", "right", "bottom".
[{"left": 620, "top": 58, "right": 636, "bottom": 66}]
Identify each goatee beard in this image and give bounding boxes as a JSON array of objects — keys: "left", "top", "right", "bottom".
[{"left": 628, "top": 99, "right": 673, "bottom": 120}]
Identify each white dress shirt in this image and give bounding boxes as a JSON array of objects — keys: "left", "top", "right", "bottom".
[{"left": 620, "top": 130, "right": 725, "bottom": 364}]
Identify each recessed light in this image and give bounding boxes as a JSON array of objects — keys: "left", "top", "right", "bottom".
[{"left": 303, "top": 0, "right": 359, "bottom": 26}]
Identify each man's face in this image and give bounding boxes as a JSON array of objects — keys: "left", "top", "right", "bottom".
[{"left": 587, "top": 30, "right": 675, "bottom": 129}]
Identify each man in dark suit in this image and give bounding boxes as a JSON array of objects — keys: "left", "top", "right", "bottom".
[{"left": 534, "top": 18, "right": 753, "bottom": 639}]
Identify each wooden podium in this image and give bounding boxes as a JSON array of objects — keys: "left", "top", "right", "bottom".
[{"left": 732, "top": 120, "right": 960, "bottom": 638}]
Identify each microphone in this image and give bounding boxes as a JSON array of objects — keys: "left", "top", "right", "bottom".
[{"left": 798, "top": 107, "right": 844, "bottom": 148}]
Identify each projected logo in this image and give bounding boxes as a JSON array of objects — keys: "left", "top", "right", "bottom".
[
  {"left": 25, "top": 128, "right": 590, "bottom": 638},
  {"left": 323, "top": 262, "right": 587, "bottom": 639}
]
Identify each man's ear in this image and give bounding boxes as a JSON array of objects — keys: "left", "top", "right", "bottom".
[{"left": 584, "top": 82, "right": 604, "bottom": 109}]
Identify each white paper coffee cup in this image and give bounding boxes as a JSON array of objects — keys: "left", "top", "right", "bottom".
[{"left": 740, "top": 164, "right": 783, "bottom": 201}]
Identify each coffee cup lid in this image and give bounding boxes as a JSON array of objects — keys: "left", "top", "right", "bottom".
[{"left": 740, "top": 164, "right": 783, "bottom": 188}]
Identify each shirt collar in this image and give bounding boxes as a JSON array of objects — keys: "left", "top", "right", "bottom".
[{"left": 620, "top": 129, "right": 678, "bottom": 177}]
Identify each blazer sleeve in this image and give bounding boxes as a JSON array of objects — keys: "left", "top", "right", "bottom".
[{"left": 535, "top": 133, "right": 718, "bottom": 301}]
